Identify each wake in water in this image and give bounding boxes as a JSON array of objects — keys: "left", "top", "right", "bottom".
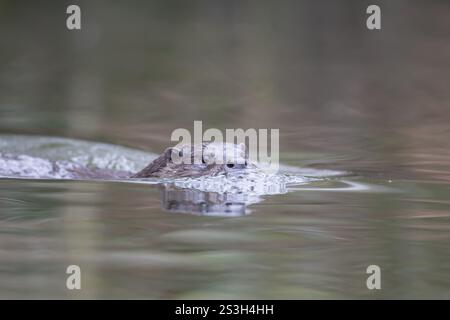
[
  {"left": 0, "top": 135, "right": 152, "bottom": 179},
  {"left": 0, "top": 135, "right": 347, "bottom": 216}
]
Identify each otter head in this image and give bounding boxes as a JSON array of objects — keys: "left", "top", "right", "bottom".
[{"left": 131, "top": 142, "right": 255, "bottom": 178}]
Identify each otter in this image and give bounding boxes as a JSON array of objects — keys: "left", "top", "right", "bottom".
[
  {"left": 131, "top": 142, "right": 256, "bottom": 178},
  {"left": 0, "top": 140, "right": 257, "bottom": 180}
]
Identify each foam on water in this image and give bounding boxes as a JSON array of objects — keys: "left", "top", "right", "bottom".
[{"left": 170, "top": 170, "right": 311, "bottom": 194}]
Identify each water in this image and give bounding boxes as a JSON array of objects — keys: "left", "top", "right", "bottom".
[{"left": 1, "top": 1, "right": 450, "bottom": 299}]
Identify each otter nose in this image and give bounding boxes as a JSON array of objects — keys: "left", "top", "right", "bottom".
[{"left": 226, "top": 163, "right": 246, "bottom": 170}]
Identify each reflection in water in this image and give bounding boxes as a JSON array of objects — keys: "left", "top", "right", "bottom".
[
  {"left": 160, "top": 180, "right": 380, "bottom": 216},
  {"left": 161, "top": 185, "right": 250, "bottom": 217}
]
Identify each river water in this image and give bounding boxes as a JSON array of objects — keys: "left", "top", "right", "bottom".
[{"left": 0, "top": 1, "right": 450, "bottom": 298}]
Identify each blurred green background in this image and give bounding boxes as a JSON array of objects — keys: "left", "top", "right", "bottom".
[{"left": 1, "top": 0, "right": 450, "bottom": 299}]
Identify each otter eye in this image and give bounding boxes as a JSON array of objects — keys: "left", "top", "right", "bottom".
[
  {"left": 227, "top": 164, "right": 235, "bottom": 169},
  {"left": 178, "top": 150, "right": 183, "bottom": 157}
]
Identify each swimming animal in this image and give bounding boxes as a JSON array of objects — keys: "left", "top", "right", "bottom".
[{"left": 132, "top": 142, "right": 257, "bottom": 178}]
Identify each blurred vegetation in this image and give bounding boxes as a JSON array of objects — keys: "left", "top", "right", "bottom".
[{"left": 1, "top": 1, "right": 450, "bottom": 299}]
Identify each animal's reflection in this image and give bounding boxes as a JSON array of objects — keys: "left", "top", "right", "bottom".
[{"left": 160, "top": 185, "right": 263, "bottom": 216}]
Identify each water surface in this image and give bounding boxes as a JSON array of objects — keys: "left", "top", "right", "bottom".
[{"left": 1, "top": 1, "right": 450, "bottom": 299}]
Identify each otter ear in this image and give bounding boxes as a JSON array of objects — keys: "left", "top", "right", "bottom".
[
  {"left": 238, "top": 143, "right": 246, "bottom": 152},
  {"left": 131, "top": 147, "right": 173, "bottom": 178}
]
